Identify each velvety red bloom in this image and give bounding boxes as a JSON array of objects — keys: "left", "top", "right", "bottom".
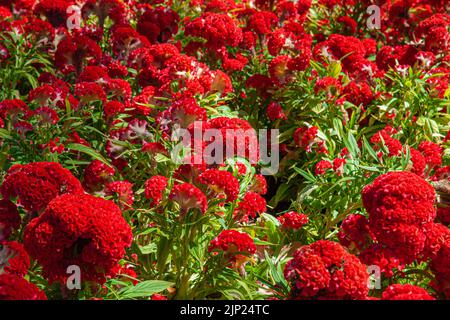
[
  {"left": 105, "top": 181, "right": 135, "bottom": 208},
  {"left": 234, "top": 191, "right": 266, "bottom": 222},
  {"left": 55, "top": 35, "right": 102, "bottom": 75},
  {"left": 338, "top": 214, "right": 371, "bottom": 251},
  {"left": 278, "top": 211, "right": 308, "bottom": 230},
  {"left": 0, "top": 274, "right": 47, "bottom": 300},
  {"left": 74, "top": 82, "right": 107, "bottom": 104},
  {"left": 169, "top": 183, "right": 208, "bottom": 214},
  {"left": 333, "top": 158, "right": 346, "bottom": 176},
  {"left": 422, "top": 223, "right": 450, "bottom": 260},
  {"left": 410, "top": 148, "right": 426, "bottom": 176},
  {"left": 82, "top": 0, "right": 127, "bottom": 26},
  {"left": 294, "top": 126, "right": 325, "bottom": 153},
  {"left": 0, "top": 99, "right": 30, "bottom": 119},
  {"left": 382, "top": 284, "right": 435, "bottom": 300},
  {"left": 82, "top": 160, "right": 115, "bottom": 192},
  {"left": 370, "top": 127, "right": 403, "bottom": 157},
  {"left": 315, "top": 160, "right": 332, "bottom": 175},
  {"left": 137, "top": 6, "right": 179, "bottom": 43},
  {"left": 362, "top": 171, "right": 436, "bottom": 225},
  {"left": 1, "top": 162, "right": 84, "bottom": 214},
  {"left": 266, "top": 102, "right": 287, "bottom": 121},
  {"left": 207, "top": 117, "right": 259, "bottom": 163},
  {"left": 418, "top": 141, "right": 443, "bottom": 169},
  {"left": 23, "top": 193, "right": 132, "bottom": 284},
  {"left": 359, "top": 245, "right": 402, "bottom": 278},
  {"left": 208, "top": 230, "right": 256, "bottom": 256},
  {"left": 197, "top": 169, "right": 240, "bottom": 202},
  {"left": 437, "top": 207, "right": 450, "bottom": 226},
  {"left": 0, "top": 199, "right": 21, "bottom": 241},
  {"left": 362, "top": 171, "right": 436, "bottom": 263},
  {"left": 185, "top": 13, "right": 242, "bottom": 49},
  {"left": 342, "top": 81, "right": 374, "bottom": 106},
  {"left": 314, "top": 76, "right": 341, "bottom": 95},
  {"left": 33, "top": 0, "right": 72, "bottom": 27},
  {"left": 0, "top": 240, "right": 30, "bottom": 276},
  {"left": 28, "top": 85, "right": 56, "bottom": 106},
  {"left": 158, "top": 97, "right": 207, "bottom": 129},
  {"left": 144, "top": 175, "right": 168, "bottom": 207},
  {"left": 110, "top": 26, "right": 150, "bottom": 61},
  {"left": 250, "top": 174, "right": 268, "bottom": 195},
  {"left": 151, "top": 293, "right": 168, "bottom": 300},
  {"left": 104, "top": 100, "right": 125, "bottom": 119},
  {"left": 431, "top": 242, "right": 450, "bottom": 298},
  {"left": 284, "top": 240, "right": 369, "bottom": 299},
  {"left": 246, "top": 11, "right": 278, "bottom": 35}
]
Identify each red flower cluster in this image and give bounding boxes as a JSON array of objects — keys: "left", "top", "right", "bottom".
[
  {"left": 278, "top": 211, "right": 308, "bottom": 230},
  {"left": 197, "top": 169, "right": 240, "bottom": 203},
  {"left": 169, "top": 183, "right": 208, "bottom": 214},
  {"left": 144, "top": 175, "right": 168, "bottom": 207},
  {"left": 381, "top": 284, "right": 435, "bottom": 300},
  {"left": 284, "top": 240, "right": 369, "bottom": 299},
  {"left": 208, "top": 230, "right": 256, "bottom": 256},
  {"left": 0, "top": 240, "right": 30, "bottom": 276},
  {"left": 234, "top": 191, "right": 266, "bottom": 222},
  {"left": 0, "top": 199, "right": 20, "bottom": 240},
  {"left": 23, "top": 194, "right": 132, "bottom": 284},
  {"left": 1, "top": 162, "right": 83, "bottom": 213},
  {"left": 0, "top": 274, "right": 47, "bottom": 300}
]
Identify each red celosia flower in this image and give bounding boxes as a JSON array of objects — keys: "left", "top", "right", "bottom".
[
  {"left": 28, "top": 85, "right": 56, "bottom": 107},
  {"left": 1, "top": 162, "right": 84, "bottom": 213},
  {"left": 82, "top": 0, "right": 127, "bottom": 27},
  {"left": 284, "top": 240, "right": 369, "bottom": 299},
  {"left": 104, "top": 100, "right": 125, "bottom": 119},
  {"left": 410, "top": 148, "right": 426, "bottom": 176},
  {"left": 208, "top": 230, "right": 256, "bottom": 256},
  {"left": 185, "top": 13, "right": 242, "bottom": 49},
  {"left": 370, "top": 127, "right": 403, "bottom": 157},
  {"left": 266, "top": 102, "right": 287, "bottom": 121},
  {"left": 431, "top": 242, "right": 450, "bottom": 298},
  {"left": 362, "top": 171, "right": 436, "bottom": 263},
  {"left": 23, "top": 193, "right": 132, "bottom": 284},
  {"left": 382, "top": 284, "right": 435, "bottom": 300},
  {"left": 338, "top": 214, "right": 371, "bottom": 251},
  {"left": 342, "top": 81, "right": 374, "bottom": 106},
  {"left": 249, "top": 174, "right": 268, "bottom": 195},
  {"left": 207, "top": 117, "right": 259, "bottom": 163},
  {"left": 151, "top": 294, "right": 168, "bottom": 300},
  {"left": 0, "top": 99, "right": 30, "bottom": 120},
  {"left": 82, "top": 160, "right": 115, "bottom": 192},
  {"left": 105, "top": 181, "right": 135, "bottom": 209},
  {"left": 333, "top": 158, "right": 346, "bottom": 176},
  {"left": 0, "top": 274, "right": 47, "bottom": 300},
  {"left": 246, "top": 11, "right": 278, "bottom": 35},
  {"left": 294, "top": 126, "right": 326, "bottom": 153},
  {"left": 315, "top": 160, "right": 332, "bottom": 175},
  {"left": 0, "top": 240, "right": 30, "bottom": 276},
  {"left": 110, "top": 26, "right": 150, "bottom": 61},
  {"left": 422, "top": 223, "right": 450, "bottom": 260},
  {"left": 55, "top": 34, "right": 102, "bottom": 75},
  {"left": 418, "top": 141, "right": 443, "bottom": 169},
  {"left": 197, "top": 169, "right": 240, "bottom": 202},
  {"left": 234, "top": 191, "right": 266, "bottom": 222},
  {"left": 0, "top": 199, "right": 21, "bottom": 241},
  {"left": 144, "top": 175, "right": 168, "bottom": 207},
  {"left": 33, "top": 0, "right": 72, "bottom": 27},
  {"left": 359, "top": 244, "right": 402, "bottom": 278},
  {"left": 74, "top": 82, "right": 107, "bottom": 104},
  {"left": 169, "top": 183, "right": 208, "bottom": 214},
  {"left": 137, "top": 6, "right": 179, "bottom": 43},
  {"left": 278, "top": 211, "right": 308, "bottom": 230}
]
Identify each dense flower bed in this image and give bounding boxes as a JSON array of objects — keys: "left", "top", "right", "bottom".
[{"left": 0, "top": 0, "right": 449, "bottom": 300}]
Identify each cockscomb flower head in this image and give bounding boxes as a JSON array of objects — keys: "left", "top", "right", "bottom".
[{"left": 23, "top": 193, "right": 132, "bottom": 284}]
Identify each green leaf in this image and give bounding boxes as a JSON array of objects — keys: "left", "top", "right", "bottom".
[
  {"left": 118, "top": 280, "right": 174, "bottom": 299},
  {"left": 65, "top": 143, "right": 110, "bottom": 165}
]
